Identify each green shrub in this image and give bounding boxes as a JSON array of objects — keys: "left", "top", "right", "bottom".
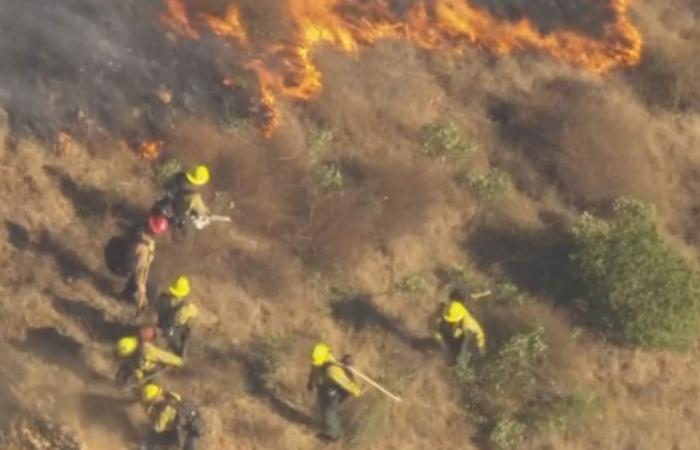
[
  {"left": 421, "top": 121, "right": 477, "bottom": 160},
  {"left": 482, "top": 326, "right": 548, "bottom": 393},
  {"left": 527, "top": 389, "right": 598, "bottom": 432},
  {"left": 462, "top": 169, "right": 512, "bottom": 202},
  {"left": 570, "top": 197, "right": 700, "bottom": 348},
  {"left": 395, "top": 273, "right": 429, "bottom": 295},
  {"left": 308, "top": 128, "right": 334, "bottom": 165},
  {"left": 493, "top": 282, "right": 525, "bottom": 306},
  {"left": 489, "top": 416, "right": 526, "bottom": 450},
  {"left": 314, "top": 162, "right": 344, "bottom": 191},
  {"left": 154, "top": 158, "right": 182, "bottom": 186}
]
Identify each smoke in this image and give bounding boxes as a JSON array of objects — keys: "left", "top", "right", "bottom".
[
  {"left": 467, "top": 0, "right": 615, "bottom": 36},
  {"left": 0, "top": 0, "right": 251, "bottom": 144}
]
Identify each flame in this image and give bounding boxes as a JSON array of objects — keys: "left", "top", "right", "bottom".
[
  {"left": 248, "top": 62, "right": 280, "bottom": 137},
  {"left": 161, "top": 0, "right": 199, "bottom": 39},
  {"left": 137, "top": 140, "right": 164, "bottom": 161},
  {"left": 200, "top": 6, "right": 248, "bottom": 45},
  {"left": 160, "top": 0, "right": 642, "bottom": 136}
]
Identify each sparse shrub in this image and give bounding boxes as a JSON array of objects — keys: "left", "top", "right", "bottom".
[
  {"left": 493, "top": 282, "right": 525, "bottom": 306},
  {"left": 435, "top": 263, "right": 475, "bottom": 288},
  {"left": 452, "top": 326, "right": 554, "bottom": 444},
  {"left": 222, "top": 116, "right": 251, "bottom": 131},
  {"left": 527, "top": 389, "right": 598, "bottom": 432},
  {"left": 154, "top": 157, "right": 182, "bottom": 186},
  {"left": 314, "top": 162, "right": 344, "bottom": 191},
  {"left": 347, "top": 397, "right": 389, "bottom": 447},
  {"left": 489, "top": 416, "right": 526, "bottom": 450},
  {"left": 570, "top": 197, "right": 700, "bottom": 348},
  {"left": 481, "top": 326, "right": 548, "bottom": 393},
  {"left": 250, "top": 335, "right": 290, "bottom": 373},
  {"left": 308, "top": 128, "right": 334, "bottom": 165},
  {"left": 421, "top": 120, "right": 477, "bottom": 160},
  {"left": 396, "top": 273, "right": 429, "bottom": 295},
  {"left": 463, "top": 169, "right": 512, "bottom": 202}
]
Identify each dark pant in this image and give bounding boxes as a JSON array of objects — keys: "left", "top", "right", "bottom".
[
  {"left": 164, "top": 326, "right": 190, "bottom": 357},
  {"left": 318, "top": 389, "right": 344, "bottom": 440},
  {"left": 145, "top": 429, "right": 179, "bottom": 450},
  {"left": 444, "top": 335, "right": 467, "bottom": 366},
  {"left": 146, "top": 427, "right": 198, "bottom": 450}
]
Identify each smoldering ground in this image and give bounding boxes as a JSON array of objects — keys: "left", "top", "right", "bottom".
[{"left": 2, "top": 1, "right": 700, "bottom": 449}]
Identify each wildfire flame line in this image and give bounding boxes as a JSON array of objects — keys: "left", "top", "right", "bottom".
[{"left": 161, "top": 0, "right": 642, "bottom": 136}]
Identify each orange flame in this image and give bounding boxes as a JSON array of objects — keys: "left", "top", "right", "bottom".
[
  {"left": 161, "top": 0, "right": 642, "bottom": 136},
  {"left": 248, "top": 62, "right": 280, "bottom": 137},
  {"left": 138, "top": 140, "right": 164, "bottom": 161},
  {"left": 161, "top": 0, "right": 199, "bottom": 39},
  {"left": 200, "top": 6, "right": 249, "bottom": 45}
]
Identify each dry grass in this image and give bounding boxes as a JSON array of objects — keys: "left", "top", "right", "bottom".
[{"left": 3, "top": 1, "right": 700, "bottom": 449}]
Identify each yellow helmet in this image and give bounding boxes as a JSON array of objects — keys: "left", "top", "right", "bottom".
[
  {"left": 169, "top": 276, "right": 191, "bottom": 298},
  {"left": 117, "top": 336, "right": 139, "bottom": 357},
  {"left": 311, "top": 342, "right": 333, "bottom": 367},
  {"left": 186, "top": 165, "right": 210, "bottom": 186},
  {"left": 443, "top": 301, "right": 467, "bottom": 323},
  {"left": 142, "top": 383, "right": 162, "bottom": 403}
]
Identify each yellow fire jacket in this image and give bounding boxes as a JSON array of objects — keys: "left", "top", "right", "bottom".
[{"left": 308, "top": 363, "right": 361, "bottom": 397}]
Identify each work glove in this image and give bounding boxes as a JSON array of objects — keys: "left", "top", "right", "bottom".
[{"left": 341, "top": 354, "right": 353, "bottom": 366}]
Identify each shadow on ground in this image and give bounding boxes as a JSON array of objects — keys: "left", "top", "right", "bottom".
[
  {"left": 464, "top": 214, "right": 579, "bottom": 304},
  {"left": 330, "top": 292, "right": 438, "bottom": 353},
  {"left": 10, "top": 327, "right": 103, "bottom": 383},
  {"left": 79, "top": 393, "right": 141, "bottom": 444},
  {"left": 203, "top": 344, "right": 317, "bottom": 431},
  {"left": 51, "top": 295, "right": 136, "bottom": 343},
  {"left": 43, "top": 165, "right": 144, "bottom": 224}
]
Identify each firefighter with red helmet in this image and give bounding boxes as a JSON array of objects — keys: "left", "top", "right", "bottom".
[{"left": 122, "top": 214, "right": 169, "bottom": 312}]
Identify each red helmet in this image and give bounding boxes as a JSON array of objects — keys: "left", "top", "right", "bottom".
[
  {"left": 139, "top": 326, "right": 156, "bottom": 342},
  {"left": 147, "top": 214, "right": 169, "bottom": 236}
]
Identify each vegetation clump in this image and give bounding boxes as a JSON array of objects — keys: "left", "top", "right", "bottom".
[
  {"left": 421, "top": 121, "right": 477, "bottom": 160},
  {"left": 570, "top": 197, "right": 700, "bottom": 348}
]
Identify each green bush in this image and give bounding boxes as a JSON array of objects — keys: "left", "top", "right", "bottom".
[
  {"left": 395, "top": 273, "right": 429, "bottom": 295},
  {"left": 527, "top": 389, "right": 599, "bottom": 432},
  {"left": 489, "top": 416, "right": 526, "bottom": 450},
  {"left": 314, "top": 162, "right": 344, "bottom": 191},
  {"left": 570, "top": 197, "right": 700, "bottom": 348},
  {"left": 462, "top": 169, "right": 512, "bottom": 202},
  {"left": 421, "top": 121, "right": 477, "bottom": 160},
  {"left": 308, "top": 128, "right": 334, "bottom": 165},
  {"left": 154, "top": 158, "right": 182, "bottom": 186},
  {"left": 481, "top": 326, "right": 548, "bottom": 393}
]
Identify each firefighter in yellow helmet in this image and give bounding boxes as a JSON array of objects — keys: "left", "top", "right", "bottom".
[
  {"left": 141, "top": 383, "right": 203, "bottom": 450},
  {"left": 432, "top": 287, "right": 486, "bottom": 366},
  {"left": 115, "top": 326, "right": 184, "bottom": 387},
  {"left": 154, "top": 164, "right": 210, "bottom": 233},
  {"left": 306, "top": 343, "right": 361, "bottom": 441},
  {"left": 157, "top": 275, "right": 199, "bottom": 357}
]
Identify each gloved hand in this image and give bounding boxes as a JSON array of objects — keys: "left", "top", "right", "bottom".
[{"left": 341, "top": 354, "right": 353, "bottom": 366}]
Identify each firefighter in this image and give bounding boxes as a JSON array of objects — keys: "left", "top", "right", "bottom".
[
  {"left": 115, "top": 326, "right": 183, "bottom": 387},
  {"left": 122, "top": 214, "right": 169, "bottom": 312},
  {"left": 157, "top": 275, "right": 199, "bottom": 357},
  {"left": 141, "top": 383, "right": 203, "bottom": 450},
  {"left": 155, "top": 165, "right": 210, "bottom": 231},
  {"left": 306, "top": 343, "right": 361, "bottom": 441},
  {"left": 432, "top": 287, "right": 486, "bottom": 366}
]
